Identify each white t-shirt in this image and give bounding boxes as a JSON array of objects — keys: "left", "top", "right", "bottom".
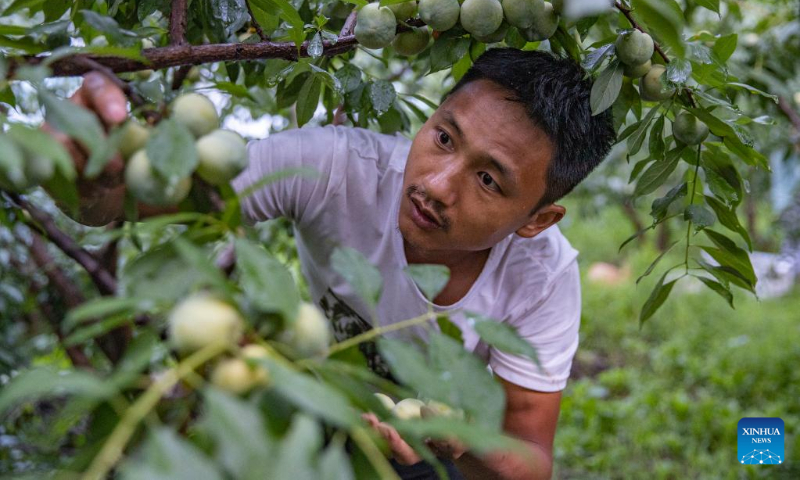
[{"left": 231, "top": 125, "right": 581, "bottom": 392}]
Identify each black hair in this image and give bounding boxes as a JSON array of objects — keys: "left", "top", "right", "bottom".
[{"left": 448, "top": 48, "right": 617, "bottom": 215}]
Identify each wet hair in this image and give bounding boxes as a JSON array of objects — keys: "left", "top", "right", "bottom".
[{"left": 448, "top": 48, "right": 617, "bottom": 215}]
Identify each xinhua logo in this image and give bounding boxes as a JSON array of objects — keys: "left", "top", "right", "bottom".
[{"left": 738, "top": 417, "right": 784, "bottom": 465}]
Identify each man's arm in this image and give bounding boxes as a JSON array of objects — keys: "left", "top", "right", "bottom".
[{"left": 455, "top": 376, "right": 561, "bottom": 480}]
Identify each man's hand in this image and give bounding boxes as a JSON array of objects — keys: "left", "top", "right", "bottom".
[
  {"left": 362, "top": 412, "right": 423, "bottom": 464},
  {"left": 455, "top": 377, "right": 562, "bottom": 480},
  {"left": 42, "top": 72, "right": 130, "bottom": 225},
  {"left": 362, "top": 412, "right": 469, "bottom": 465}
]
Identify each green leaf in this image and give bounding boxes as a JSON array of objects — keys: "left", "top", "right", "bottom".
[
  {"left": 695, "top": 0, "right": 720, "bottom": 14},
  {"left": 650, "top": 182, "right": 687, "bottom": 221},
  {"left": 80, "top": 10, "right": 138, "bottom": 46},
  {"left": 145, "top": 118, "right": 198, "bottom": 182},
  {"left": 404, "top": 264, "right": 450, "bottom": 301},
  {"left": 590, "top": 61, "right": 623, "bottom": 116},
  {"left": 64, "top": 297, "right": 150, "bottom": 332},
  {"left": 253, "top": 0, "right": 304, "bottom": 30},
  {"left": 331, "top": 246, "right": 383, "bottom": 310},
  {"left": 666, "top": 58, "right": 692, "bottom": 84},
  {"left": 335, "top": 64, "right": 362, "bottom": 93},
  {"left": 0, "top": 134, "right": 26, "bottom": 189},
  {"left": 2, "top": 0, "right": 45, "bottom": 17},
  {"left": 436, "top": 314, "right": 464, "bottom": 345},
  {"left": 256, "top": 358, "right": 360, "bottom": 427},
  {"left": 636, "top": 240, "right": 679, "bottom": 285},
  {"left": 120, "top": 427, "right": 224, "bottom": 480},
  {"left": 84, "top": 124, "right": 125, "bottom": 179},
  {"left": 627, "top": 105, "right": 661, "bottom": 157},
  {"left": 430, "top": 36, "right": 471, "bottom": 74},
  {"left": 39, "top": 90, "right": 104, "bottom": 155},
  {"left": 391, "top": 417, "right": 526, "bottom": 456},
  {"left": 633, "top": 145, "right": 685, "bottom": 198},
  {"left": 639, "top": 270, "right": 678, "bottom": 326},
  {"left": 695, "top": 276, "right": 733, "bottom": 308},
  {"left": 630, "top": 0, "right": 685, "bottom": 58},
  {"left": 296, "top": 74, "right": 322, "bottom": 127},
  {"left": 687, "top": 107, "right": 768, "bottom": 169},
  {"left": 581, "top": 43, "right": 614, "bottom": 72},
  {"left": 695, "top": 257, "right": 754, "bottom": 293},
  {"left": 712, "top": 33, "right": 737, "bottom": 63},
  {"left": 725, "top": 82, "right": 778, "bottom": 103},
  {"left": 120, "top": 243, "right": 203, "bottom": 302},
  {"left": 0, "top": 368, "right": 115, "bottom": 416},
  {"left": 378, "top": 338, "right": 453, "bottom": 403},
  {"left": 6, "top": 123, "right": 74, "bottom": 180},
  {"left": 367, "top": 80, "right": 396, "bottom": 116},
  {"left": 215, "top": 81, "right": 255, "bottom": 100},
  {"left": 318, "top": 443, "right": 355, "bottom": 480},
  {"left": 701, "top": 228, "right": 756, "bottom": 285},
  {"left": 467, "top": 312, "right": 541, "bottom": 369},
  {"left": 427, "top": 333, "right": 505, "bottom": 430},
  {"left": 704, "top": 195, "right": 751, "bottom": 251},
  {"left": 235, "top": 238, "right": 300, "bottom": 321},
  {"left": 684, "top": 204, "right": 715, "bottom": 231},
  {"left": 199, "top": 388, "right": 272, "bottom": 477},
  {"left": 271, "top": 414, "right": 323, "bottom": 479}
]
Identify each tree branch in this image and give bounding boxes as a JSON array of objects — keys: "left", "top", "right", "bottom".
[
  {"left": 169, "top": 0, "right": 189, "bottom": 46},
  {"left": 340, "top": 10, "right": 358, "bottom": 37},
  {"left": 245, "top": 0, "right": 269, "bottom": 41},
  {"left": 778, "top": 96, "right": 800, "bottom": 131},
  {"left": 8, "top": 246, "right": 93, "bottom": 369},
  {"left": 12, "top": 20, "right": 425, "bottom": 78},
  {"left": 5, "top": 192, "right": 117, "bottom": 295}
]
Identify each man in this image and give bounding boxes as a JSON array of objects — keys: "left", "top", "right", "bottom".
[{"left": 53, "top": 48, "right": 615, "bottom": 479}]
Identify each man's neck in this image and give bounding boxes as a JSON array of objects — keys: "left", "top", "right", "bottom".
[
  {"left": 404, "top": 241, "right": 491, "bottom": 306},
  {"left": 403, "top": 240, "right": 491, "bottom": 278}
]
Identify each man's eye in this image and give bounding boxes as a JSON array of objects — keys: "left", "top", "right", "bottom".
[
  {"left": 437, "top": 130, "right": 451, "bottom": 146},
  {"left": 479, "top": 172, "right": 499, "bottom": 191}
]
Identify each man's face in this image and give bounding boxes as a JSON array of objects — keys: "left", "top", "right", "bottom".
[{"left": 399, "top": 79, "right": 563, "bottom": 257}]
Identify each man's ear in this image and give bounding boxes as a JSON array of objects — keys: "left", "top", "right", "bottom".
[{"left": 515, "top": 204, "right": 566, "bottom": 238}]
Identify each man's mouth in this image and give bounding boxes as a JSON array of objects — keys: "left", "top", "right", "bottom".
[{"left": 410, "top": 196, "right": 442, "bottom": 229}]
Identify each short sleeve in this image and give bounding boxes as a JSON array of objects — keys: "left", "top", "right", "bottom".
[
  {"left": 230, "top": 126, "right": 343, "bottom": 227},
  {"left": 488, "top": 260, "right": 582, "bottom": 392}
]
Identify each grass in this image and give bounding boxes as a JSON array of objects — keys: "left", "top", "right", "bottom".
[{"left": 553, "top": 198, "right": 799, "bottom": 479}]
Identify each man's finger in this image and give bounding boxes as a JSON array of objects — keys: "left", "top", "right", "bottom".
[
  {"left": 377, "top": 423, "right": 421, "bottom": 465},
  {"left": 81, "top": 72, "right": 128, "bottom": 127}
]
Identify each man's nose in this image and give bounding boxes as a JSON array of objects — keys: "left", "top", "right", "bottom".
[{"left": 424, "top": 160, "right": 463, "bottom": 208}]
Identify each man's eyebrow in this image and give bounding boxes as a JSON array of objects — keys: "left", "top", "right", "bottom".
[
  {"left": 441, "top": 108, "right": 518, "bottom": 190},
  {"left": 487, "top": 155, "right": 518, "bottom": 189},
  {"left": 441, "top": 110, "right": 463, "bottom": 138}
]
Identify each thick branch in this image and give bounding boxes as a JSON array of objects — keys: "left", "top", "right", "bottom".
[
  {"left": 169, "top": 0, "right": 189, "bottom": 46},
  {"left": 5, "top": 192, "right": 117, "bottom": 295},
  {"left": 8, "top": 248, "right": 93, "bottom": 369},
  {"left": 245, "top": 0, "right": 269, "bottom": 41},
  {"left": 12, "top": 20, "right": 425, "bottom": 78},
  {"left": 340, "top": 10, "right": 358, "bottom": 37}
]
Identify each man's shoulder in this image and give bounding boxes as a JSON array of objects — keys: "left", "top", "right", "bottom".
[
  {"left": 278, "top": 124, "right": 410, "bottom": 162},
  {"left": 505, "top": 223, "right": 579, "bottom": 282},
  {"left": 489, "top": 224, "right": 580, "bottom": 313}
]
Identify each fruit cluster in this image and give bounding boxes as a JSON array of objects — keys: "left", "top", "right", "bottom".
[
  {"left": 122, "top": 93, "right": 249, "bottom": 207},
  {"left": 354, "top": 0, "right": 564, "bottom": 55},
  {"left": 373, "top": 393, "right": 464, "bottom": 420},
  {"left": 168, "top": 294, "right": 332, "bottom": 395},
  {"left": 614, "top": 30, "right": 709, "bottom": 145}
]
